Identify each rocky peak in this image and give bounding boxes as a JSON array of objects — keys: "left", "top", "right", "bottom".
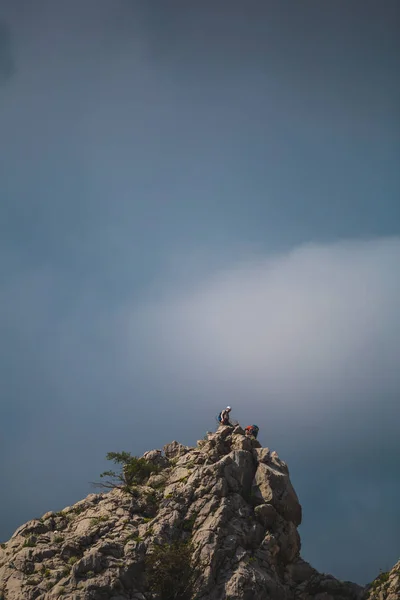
[
  {"left": 363, "top": 561, "right": 400, "bottom": 600},
  {"left": 0, "top": 426, "right": 397, "bottom": 599}
]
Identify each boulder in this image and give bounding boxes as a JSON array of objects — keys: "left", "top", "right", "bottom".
[
  {"left": 163, "top": 441, "right": 190, "bottom": 459},
  {"left": 254, "top": 503, "right": 278, "bottom": 528},
  {"left": 251, "top": 462, "right": 302, "bottom": 526}
]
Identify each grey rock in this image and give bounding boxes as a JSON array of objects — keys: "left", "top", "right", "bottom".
[
  {"left": 252, "top": 461, "right": 302, "bottom": 525},
  {"left": 0, "top": 425, "right": 396, "bottom": 600},
  {"left": 141, "top": 448, "right": 169, "bottom": 468},
  {"left": 163, "top": 440, "right": 190, "bottom": 459},
  {"left": 254, "top": 502, "right": 278, "bottom": 528}
]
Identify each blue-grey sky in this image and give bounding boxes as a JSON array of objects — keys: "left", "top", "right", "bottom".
[{"left": 1, "top": 0, "right": 399, "bottom": 586}]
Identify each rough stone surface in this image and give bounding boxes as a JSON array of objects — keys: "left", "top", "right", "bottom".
[
  {"left": 363, "top": 560, "right": 400, "bottom": 600},
  {"left": 0, "top": 427, "right": 397, "bottom": 599},
  {"left": 162, "top": 440, "right": 191, "bottom": 459}
]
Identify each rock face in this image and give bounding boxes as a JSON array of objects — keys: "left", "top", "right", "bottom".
[
  {"left": 364, "top": 560, "right": 400, "bottom": 600},
  {"left": 0, "top": 425, "right": 397, "bottom": 599}
]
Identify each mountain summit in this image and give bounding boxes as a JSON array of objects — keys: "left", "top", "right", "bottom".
[{"left": 0, "top": 426, "right": 398, "bottom": 599}]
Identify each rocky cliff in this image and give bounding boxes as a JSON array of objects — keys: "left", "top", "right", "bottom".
[
  {"left": 363, "top": 561, "right": 400, "bottom": 600},
  {"left": 0, "top": 426, "right": 398, "bottom": 600}
]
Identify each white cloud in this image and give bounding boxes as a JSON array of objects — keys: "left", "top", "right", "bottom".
[{"left": 128, "top": 237, "right": 400, "bottom": 429}]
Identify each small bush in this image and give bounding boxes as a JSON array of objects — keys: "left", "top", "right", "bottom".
[
  {"left": 0, "top": 543, "right": 6, "bottom": 549},
  {"left": 371, "top": 571, "right": 390, "bottom": 589},
  {"left": 54, "top": 535, "right": 64, "bottom": 544},
  {"left": 90, "top": 515, "right": 109, "bottom": 526},
  {"left": 127, "top": 534, "right": 143, "bottom": 543},
  {"left": 145, "top": 491, "right": 157, "bottom": 505},
  {"left": 86, "top": 570, "right": 95, "bottom": 578},
  {"left": 72, "top": 505, "right": 85, "bottom": 515},
  {"left": 68, "top": 556, "right": 78, "bottom": 566},
  {"left": 144, "top": 540, "right": 198, "bottom": 600},
  {"left": 95, "top": 452, "right": 161, "bottom": 495},
  {"left": 44, "top": 569, "right": 51, "bottom": 578},
  {"left": 23, "top": 536, "right": 36, "bottom": 548},
  {"left": 181, "top": 512, "right": 198, "bottom": 533}
]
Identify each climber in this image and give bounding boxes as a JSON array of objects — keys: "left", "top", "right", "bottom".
[
  {"left": 218, "top": 406, "right": 233, "bottom": 427},
  {"left": 244, "top": 424, "right": 259, "bottom": 439}
]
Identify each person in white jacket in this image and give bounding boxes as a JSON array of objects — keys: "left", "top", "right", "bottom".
[{"left": 219, "top": 406, "right": 232, "bottom": 426}]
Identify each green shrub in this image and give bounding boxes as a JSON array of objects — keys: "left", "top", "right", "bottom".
[
  {"left": 90, "top": 515, "right": 109, "bottom": 526},
  {"left": 54, "top": 535, "right": 64, "bottom": 544},
  {"left": 94, "top": 452, "right": 161, "bottom": 495},
  {"left": 128, "top": 535, "right": 143, "bottom": 543},
  {"left": 144, "top": 540, "right": 197, "bottom": 600},
  {"left": 72, "top": 505, "right": 85, "bottom": 515},
  {"left": 371, "top": 571, "right": 390, "bottom": 589},
  {"left": 130, "top": 486, "right": 140, "bottom": 498},
  {"left": 145, "top": 491, "right": 157, "bottom": 505},
  {"left": 68, "top": 556, "right": 78, "bottom": 566},
  {"left": 181, "top": 512, "right": 198, "bottom": 533},
  {"left": 23, "top": 536, "right": 36, "bottom": 548}
]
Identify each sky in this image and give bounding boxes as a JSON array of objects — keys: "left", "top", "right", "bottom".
[{"left": 0, "top": 0, "right": 399, "bottom": 586}]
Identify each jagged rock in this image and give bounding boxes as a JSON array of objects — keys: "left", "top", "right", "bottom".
[
  {"left": 285, "top": 557, "right": 318, "bottom": 584},
  {"left": 364, "top": 559, "right": 400, "bottom": 600},
  {"left": 162, "top": 440, "right": 190, "bottom": 459},
  {"left": 251, "top": 454, "right": 302, "bottom": 526},
  {"left": 254, "top": 502, "right": 278, "bottom": 528},
  {"left": 233, "top": 425, "right": 245, "bottom": 435},
  {"left": 71, "top": 549, "right": 104, "bottom": 576},
  {"left": 141, "top": 449, "right": 169, "bottom": 468},
  {"left": 0, "top": 426, "right": 397, "bottom": 600},
  {"left": 231, "top": 433, "right": 253, "bottom": 452}
]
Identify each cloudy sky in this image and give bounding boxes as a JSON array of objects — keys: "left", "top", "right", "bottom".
[{"left": 1, "top": 0, "right": 399, "bottom": 586}]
